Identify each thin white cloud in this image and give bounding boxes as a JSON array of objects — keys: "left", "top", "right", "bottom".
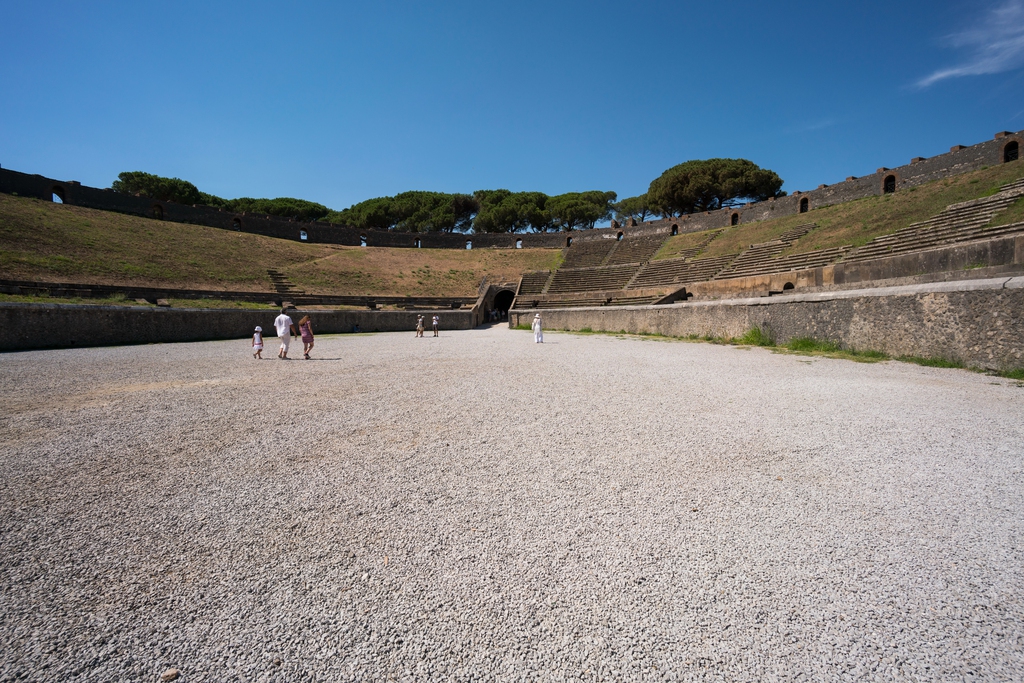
[{"left": 917, "top": 0, "right": 1024, "bottom": 88}]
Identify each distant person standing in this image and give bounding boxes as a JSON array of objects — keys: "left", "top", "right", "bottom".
[
  {"left": 432, "top": 314, "right": 439, "bottom": 337},
  {"left": 298, "top": 315, "right": 314, "bottom": 360},
  {"left": 274, "top": 307, "right": 298, "bottom": 359},
  {"left": 415, "top": 315, "right": 425, "bottom": 338},
  {"left": 532, "top": 313, "right": 543, "bottom": 344},
  {"left": 252, "top": 326, "right": 264, "bottom": 359}
]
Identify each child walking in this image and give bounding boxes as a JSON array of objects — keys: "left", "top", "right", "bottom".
[
  {"left": 252, "top": 326, "right": 264, "bottom": 359},
  {"left": 298, "top": 315, "right": 314, "bottom": 360}
]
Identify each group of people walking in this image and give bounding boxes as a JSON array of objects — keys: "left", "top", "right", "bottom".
[
  {"left": 415, "top": 314, "right": 440, "bottom": 338},
  {"left": 249, "top": 308, "right": 541, "bottom": 358},
  {"left": 252, "top": 307, "right": 315, "bottom": 360}
]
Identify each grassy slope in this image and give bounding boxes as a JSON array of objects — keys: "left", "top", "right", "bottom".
[
  {"left": 0, "top": 195, "right": 560, "bottom": 296},
  {"left": 652, "top": 159, "right": 1024, "bottom": 262}
]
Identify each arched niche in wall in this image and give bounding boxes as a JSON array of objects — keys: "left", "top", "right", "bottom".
[
  {"left": 616, "top": 231, "right": 624, "bottom": 241},
  {"left": 51, "top": 186, "right": 65, "bottom": 203},
  {"left": 882, "top": 174, "right": 898, "bottom": 194},
  {"left": 671, "top": 224, "right": 678, "bottom": 236},
  {"left": 1003, "top": 140, "right": 1019, "bottom": 163},
  {"left": 515, "top": 239, "right": 523, "bottom": 249},
  {"left": 731, "top": 212, "right": 740, "bottom": 225},
  {"left": 466, "top": 240, "right": 472, "bottom": 250},
  {"left": 566, "top": 237, "right": 573, "bottom": 247},
  {"left": 232, "top": 218, "right": 241, "bottom": 231},
  {"left": 798, "top": 198, "right": 809, "bottom": 213},
  {"left": 360, "top": 235, "right": 367, "bottom": 247},
  {"left": 299, "top": 230, "right": 308, "bottom": 241},
  {"left": 152, "top": 204, "right": 164, "bottom": 220},
  {"left": 414, "top": 238, "right": 421, "bottom": 248}
]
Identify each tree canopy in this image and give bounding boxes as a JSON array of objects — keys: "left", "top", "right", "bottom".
[
  {"left": 647, "top": 159, "right": 784, "bottom": 216},
  {"left": 325, "top": 189, "right": 616, "bottom": 233},
  {"left": 545, "top": 191, "right": 617, "bottom": 231},
  {"left": 111, "top": 172, "right": 330, "bottom": 220},
  {"left": 613, "top": 193, "right": 658, "bottom": 223},
  {"left": 222, "top": 197, "right": 330, "bottom": 221},
  {"left": 111, "top": 172, "right": 203, "bottom": 205},
  {"left": 112, "top": 170, "right": 622, "bottom": 233},
  {"left": 472, "top": 190, "right": 551, "bottom": 233},
  {"left": 324, "top": 191, "right": 479, "bottom": 232}
]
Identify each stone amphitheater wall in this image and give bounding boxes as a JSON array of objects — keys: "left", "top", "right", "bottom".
[
  {"left": 510, "top": 277, "right": 1024, "bottom": 372},
  {"left": 0, "top": 304, "right": 474, "bottom": 353},
  {"left": 2, "top": 129, "right": 1021, "bottom": 248}
]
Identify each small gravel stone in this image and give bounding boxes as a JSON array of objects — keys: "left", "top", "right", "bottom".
[{"left": 1, "top": 327, "right": 1022, "bottom": 681}]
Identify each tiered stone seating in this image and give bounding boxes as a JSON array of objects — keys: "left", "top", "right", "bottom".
[
  {"left": 547, "top": 264, "right": 640, "bottom": 293},
  {"left": 512, "top": 292, "right": 663, "bottom": 310},
  {"left": 713, "top": 225, "right": 815, "bottom": 279},
  {"left": 738, "top": 246, "right": 851, "bottom": 276},
  {"left": 515, "top": 295, "right": 609, "bottom": 309},
  {"left": 666, "top": 230, "right": 723, "bottom": 260},
  {"left": 627, "top": 254, "right": 739, "bottom": 289},
  {"left": 560, "top": 239, "right": 617, "bottom": 268},
  {"left": 607, "top": 293, "right": 663, "bottom": 306},
  {"left": 605, "top": 235, "right": 667, "bottom": 265},
  {"left": 517, "top": 271, "right": 551, "bottom": 295},
  {"left": 845, "top": 179, "right": 1024, "bottom": 262}
]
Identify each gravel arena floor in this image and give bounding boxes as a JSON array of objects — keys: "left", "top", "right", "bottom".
[{"left": 2, "top": 325, "right": 1023, "bottom": 682}]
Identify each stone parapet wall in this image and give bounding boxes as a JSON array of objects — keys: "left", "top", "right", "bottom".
[
  {"left": 0, "top": 305, "right": 473, "bottom": 353},
  {"left": 510, "top": 277, "right": 1024, "bottom": 371}
]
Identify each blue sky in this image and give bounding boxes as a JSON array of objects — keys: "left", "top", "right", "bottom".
[{"left": 1, "top": 0, "right": 1023, "bottom": 214}]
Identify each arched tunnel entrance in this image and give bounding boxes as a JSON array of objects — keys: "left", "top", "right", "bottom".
[{"left": 493, "top": 289, "right": 515, "bottom": 321}]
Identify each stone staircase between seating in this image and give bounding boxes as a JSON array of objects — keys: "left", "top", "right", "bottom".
[
  {"left": 713, "top": 225, "right": 815, "bottom": 280},
  {"left": 627, "top": 254, "right": 739, "bottom": 290},
  {"left": 604, "top": 235, "right": 667, "bottom": 265},
  {"left": 517, "top": 271, "right": 552, "bottom": 295},
  {"left": 547, "top": 264, "right": 641, "bottom": 293},
  {"left": 560, "top": 239, "right": 618, "bottom": 268}
]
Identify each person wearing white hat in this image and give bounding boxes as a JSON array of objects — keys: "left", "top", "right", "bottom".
[
  {"left": 531, "top": 313, "right": 543, "bottom": 343},
  {"left": 252, "top": 326, "right": 264, "bottom": 359}
]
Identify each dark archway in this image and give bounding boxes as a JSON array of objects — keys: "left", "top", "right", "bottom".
[
  {"left": 671, "top": 224, "right": 678, "bottom": 236},
  {"left": 566, "top": 237, "right": 573, "bottom": 247},
  {"left": 1004, "top": 140, "right": 1019, "bottom": 163},
  {"left": 515, "top": 238, "right": 523, "bottom": 249},
  {"left": 799, "top": 198, "right": 809, "bottom": 213},
  {"left": 494, "top": 289, "right": 515, "bottom": 314},
  {"left": 731, "top": 212, "right": 739, "bottom": 225},
  {"left": 152, "top": 204, "right": 164, "bottom": 220},
  {"left": 51, "top": 186, "right": 65, "bottom": 203},
  {"left": 883, "top": 175, "right": 897, "bottom": 194},
  {"left": 414, "top": 238, "right": 421, "bottom": 248},
  {"left": 617, "top": 231, "right": 624, "bottom": 241},
  {"left": 360, "top": 235, "right": 367, "bottom": 247},
  {"left": 783, "top": 282, "right": 794, "bottom": 291},
  {"left": 232, "top": 218, "right": 241, "bottom": 231}
]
